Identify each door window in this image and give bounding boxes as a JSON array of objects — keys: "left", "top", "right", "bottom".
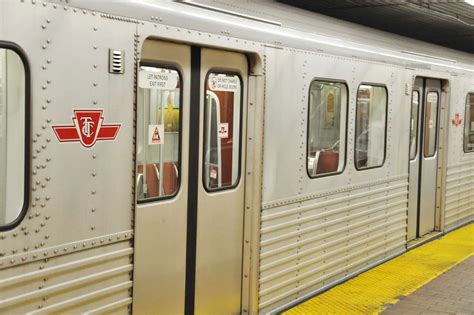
[
  {"left": 409, "top": 91, "right": 420, "bottom": 160},
  {"left": 463, "top": 93, "right": 474, "bottom": 153},
  {"left": 0, "top": 48, "right": 26, "bottom": 228},
  {"left": 136, "top": 66, "right": 181, "bottom": 201},
  {"left": 424, "top": 92, "right": 439, "bottom": 157},
  {"left": 307, "top": 80, "right": 348, "bottom": 177},
  {"left": 355, "top": 84, "right": 388, "bottom": 169},
  {"left": 203, "top": 72, "right": 242, "bottom": 191}
]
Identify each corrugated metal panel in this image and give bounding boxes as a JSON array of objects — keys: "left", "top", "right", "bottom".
[
  {"left": 258, "top": 176, "right": 408, "bottom": 312},
  {"left": 444, "top": 161, "right": 474, "bottom": 231},
  {"left": 0, "top": 239, "right": 133, "bottom": 313}
]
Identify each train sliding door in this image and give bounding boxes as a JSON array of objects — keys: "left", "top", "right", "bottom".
[
  {"left": 195, "top": 48, "right": 248, "bottom": 314},
  {"left": 133, "top": 40, "right": 191, "bottom": 314},
  {"left": 133, "top": 40, "right": 248, "bottom": 314},
  {"left": 407, "top": 77, "right": 442, "bottom": 240}
]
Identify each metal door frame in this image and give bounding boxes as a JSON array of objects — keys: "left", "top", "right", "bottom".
[
  {"left": 417, "top": 78, "right": 440, "bottom": 236},
  {"left": 407, "top": 77, "right": 423, "bottom": 241},
  {"left": 408, "top": 76, "right": 449, "bottom": 240},
  {"left": 435, "top": 79, "right": 450, "bottom": 232},
  {"left": 191, "top": 47, "right": 249, "bottom": 315},
  {"left": 133, "top": 32, "right": 265, "bottom": 314}
]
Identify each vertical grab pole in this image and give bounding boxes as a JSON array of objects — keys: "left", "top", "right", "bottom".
[
  {"left": 215, "top": 95, "right": 222, "bottom": 187},
  {"left": 158, "top": 79, "right": 165, "bottom": 197}
]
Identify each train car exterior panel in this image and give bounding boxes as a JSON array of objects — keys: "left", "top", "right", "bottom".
[
  {"left": 0, "top": 0, "right": 472, "bottom": 314},
  {"left": 259, "top": 43, "right": 412, "bottom": 312},
  {"left": 445, "top": 161, "right": 474, "bottom": 230},
  {"left": 45, "top": 1, "right": 474, "bottom": 75},
  {"left": 444, "top": 75, "right": 474, "bottom": 231},
  {"left": 1, "top": 242, "right": 132, "bottom": 313},
  {"left": 259, "top": 175, "right": 408, "bottom": 312},
  {"left": 1, "top": 1, "right": 135, "bottom": 312}
]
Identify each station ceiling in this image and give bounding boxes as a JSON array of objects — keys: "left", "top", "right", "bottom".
[{"left": 277, "top": 0, "right": 474, "bottom": 54}]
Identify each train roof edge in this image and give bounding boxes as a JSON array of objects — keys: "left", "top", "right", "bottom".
[{"left": 44, "top": 0, "right": 474, "bottom": 73}]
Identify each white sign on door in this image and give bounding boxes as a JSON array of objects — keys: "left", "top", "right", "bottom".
[
  {"left": 208, "top": 74, "right": 239, "bottom": 92},
  {"left": 210, "top": 168, "right": 218, "bottom": 179},
  {"left": 148, "top": 124, "right": 164, "bottom": 145},
  {"left": 218, "top": 122, "right": 229, "bottom": 139},
  {"left": 139, "top": 70, "right": 178, "bottom": 90},
  {"left": 427, "top": 93, "right": 438, "bottom": 104}
]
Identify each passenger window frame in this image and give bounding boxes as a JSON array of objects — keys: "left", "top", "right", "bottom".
[
  {"left": 0, "top": 41, "right": 30, "bottom": 232},
  {"left": 136, "top": 61, "right": 184, "bottom": 204},
  {"left": 463, "top": 92, "right": 474, "bottom": 153},
  {"left": 409, "top": 90, "right": 420, "bottom": 161},
  {"left": 423, "top": 90, "right": 440, "bottom": 158},
  {"left": 354, "top": 83, "right": 389, "bottom": 171},
  {"left": 202, "top": 69, "right": 244, "bottom": 193},
  {"left": 306, "top": 78, "right": 349, "bottom": 179}
]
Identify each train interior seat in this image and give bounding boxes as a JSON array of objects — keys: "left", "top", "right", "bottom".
[{"left": 136, "top": 162, "right": 178, "bottom": 198}]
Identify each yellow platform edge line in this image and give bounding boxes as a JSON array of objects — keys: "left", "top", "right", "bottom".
[{"left": 284, "top": 223, "right": 474, "bottom": 315}]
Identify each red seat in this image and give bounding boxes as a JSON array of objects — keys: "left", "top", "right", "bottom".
[
  {"left": 137, "top": 162, "right": 178, "bottom": 198},
  {"left": 317, "top": 151, "right": 339, "bottom": 174}
]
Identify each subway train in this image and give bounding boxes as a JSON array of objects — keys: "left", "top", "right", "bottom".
[{"left": 0, "top": 0, "right": 473, "bottom": 314}]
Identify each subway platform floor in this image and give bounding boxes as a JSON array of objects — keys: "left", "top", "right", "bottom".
[
  {"left": 383, "top": 256, "right": 473, "bottom": 314},
  {"left": 284, "top": 223, "right": 474, "bottom": 314}
]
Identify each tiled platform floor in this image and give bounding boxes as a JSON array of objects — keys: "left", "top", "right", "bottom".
[
  {"left": 383, "top": 256, "right": 474, "bottom": 315},
  {"left": 284, "top": 224, "right": 474, "bottom": 314}
]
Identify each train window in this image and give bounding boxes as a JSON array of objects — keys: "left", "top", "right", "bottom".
[
  {"left": 355, "top": 84, "right": 387, "bottom": 170},
  {"left": 0, "top": 48, "right": 26, "bottom": 228},
  {"left": 409, "top": 91, "right": 420, "bottom": 160},
  {"left": 136, "top": 65, "right": 181, "bottom": 202},
  {"left": 307, "top": 80, "right": 348, "bottom": 177},
  {"left": 464, "top": 93, "right": 474, "bottom": 153},
  {"left": 203, "top": 72, "right": 242, "bottom": 191},
  {"left": 424, "top": 92, "right": 439, "bottom": 157}
]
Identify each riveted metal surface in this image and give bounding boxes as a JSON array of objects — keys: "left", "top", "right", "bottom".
[
  {"left": 0, "top": 0, "right": 135, "bottom": 312},
  {"left": 443, "top": 75, "right": 474, "bottom": 232},
  {"left": 0, "top": 0, "right": 472, "bottom": 314},
  {"left": 242, "top": 73, "right": 265, "bottom": 314},
  {"left": 0, "top": 240, "right": 133, "bottom": 313},
  {"left": 259, "top": 46, "right": 411, "bottom": 312},
  {"left": 46, "top": 0, "right": 474, "bottom": 73}
]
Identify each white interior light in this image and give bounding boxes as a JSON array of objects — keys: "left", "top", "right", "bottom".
[{"left": 465, "top": 0, "right": 474, "bottom": 6}]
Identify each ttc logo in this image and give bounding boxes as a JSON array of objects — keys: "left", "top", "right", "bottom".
[
  {"left": 52, "top": 109, "right": 121, "bottom": 148},
  {"left": 451, "top": 113, "right": 462, "bottom": 127}
]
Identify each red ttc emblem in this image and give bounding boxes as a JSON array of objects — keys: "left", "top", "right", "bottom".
[
  {"left": 52, "top": 109, "right": 121, "bottom": 148},
  {"left": 452, "top": 113, "right": 462, "bottom": 127}
]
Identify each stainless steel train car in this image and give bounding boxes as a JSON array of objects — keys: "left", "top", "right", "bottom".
[{"left": 1, "top": 0, "right": 473, "bottom": 314}]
